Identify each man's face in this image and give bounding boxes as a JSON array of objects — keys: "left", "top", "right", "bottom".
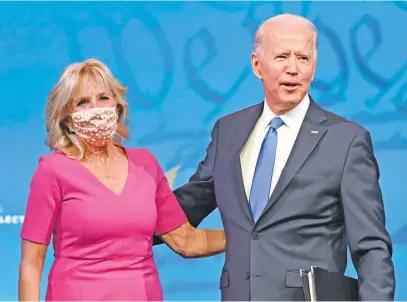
[{"left": 251, "top": 23, "right": 316, "bottom": 114}]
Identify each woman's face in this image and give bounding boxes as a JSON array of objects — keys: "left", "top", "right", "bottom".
[{"left": 66, "top": 79, "right": 120, "bottom": 148}]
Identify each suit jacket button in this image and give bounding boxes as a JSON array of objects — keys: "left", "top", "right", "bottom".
[
  {"left": 252, "top": 232, "right": 259, "bottom": 240},
  {"left": 245, "top": 272, "right": 250, "bottom": 279}
]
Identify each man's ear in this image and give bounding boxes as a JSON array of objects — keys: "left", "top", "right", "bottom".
[
  {"left": 310, "top": 59, "right": 317, "bottom": 82},
  {"left": 251, "top": 53, "right": 263, "bottom": 80}
]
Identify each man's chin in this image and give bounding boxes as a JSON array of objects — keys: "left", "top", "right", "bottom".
[
  {"left": 280, "top": 97, "right": 303, "bottom": 108},
  {"left": 280, "top": 91, "right": 306, "bottom": 104}
]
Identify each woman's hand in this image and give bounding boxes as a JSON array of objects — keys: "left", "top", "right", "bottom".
[{"left": 160, "top": 222, "right": 226, "bottom": 258}]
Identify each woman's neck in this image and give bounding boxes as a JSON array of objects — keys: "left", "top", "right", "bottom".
[{"left": 83, "top": 142, "right": 118, "bottom": 163}]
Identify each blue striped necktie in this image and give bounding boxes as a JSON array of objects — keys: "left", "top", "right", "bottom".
[{"left": 249, "top": 117, "right": 284, "bottom": 222}]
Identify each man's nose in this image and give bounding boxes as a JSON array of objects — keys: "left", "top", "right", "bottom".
[{"left": 286, "top": 56, "right": 299, "bottom": 75}]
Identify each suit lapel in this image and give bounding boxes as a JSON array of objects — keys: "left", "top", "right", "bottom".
[
  {"left": 229, "top": 103, "right": 263, "bottom": 222},
  {"left": 259, "top": 100, "right": 328, "bottom": 218}
]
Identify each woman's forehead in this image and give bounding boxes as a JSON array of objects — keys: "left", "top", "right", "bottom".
[{"left": 74, "top": 76, "right": 111, "bottom": 97}]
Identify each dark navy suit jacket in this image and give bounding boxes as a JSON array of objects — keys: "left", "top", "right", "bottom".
[{"left": 170, "top": 98, "right": 395, "bottom": 301}]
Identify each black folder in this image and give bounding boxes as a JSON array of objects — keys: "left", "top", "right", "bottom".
[{"left": 300, "top": 266, "right": 359, "bottom": 301}]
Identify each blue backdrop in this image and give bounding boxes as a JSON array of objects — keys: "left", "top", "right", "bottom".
[{"left": 0, "top": 1, "right": 406, "bottom": 300}]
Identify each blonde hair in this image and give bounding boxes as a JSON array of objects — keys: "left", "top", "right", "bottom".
[{"left": 46, "top": 58, "right": 129, "bottom": 160}]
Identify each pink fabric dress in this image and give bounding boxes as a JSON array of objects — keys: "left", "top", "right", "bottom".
[{"left": 20, "top": 147, "right": 188, "bottom": 301}]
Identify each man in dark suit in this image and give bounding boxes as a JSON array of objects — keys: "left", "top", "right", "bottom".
[{"left": 169, "top": 13, "right": 395, "bottom": 300}]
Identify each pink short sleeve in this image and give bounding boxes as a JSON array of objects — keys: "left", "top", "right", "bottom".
[
  {"left": 20, "top": 156, "right": 61, "bottom": 245},
  {"left": 152, "top": 155, "right": 188, "bottom": 236}
]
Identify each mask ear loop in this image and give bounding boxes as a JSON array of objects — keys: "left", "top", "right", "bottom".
[
  {"left": 60, "top": 116, "right": 76, "bottom": 135},
  {"left": 67, "top": 127, "right": 76, "bottom": 134}
]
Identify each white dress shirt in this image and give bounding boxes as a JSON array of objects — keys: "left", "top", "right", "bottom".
[{"left": 240, "top": 95, "right": 310, "bottom": 200}]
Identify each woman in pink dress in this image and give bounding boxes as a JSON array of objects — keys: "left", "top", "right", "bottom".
[{"left": 18, "top": 59, "right": 226, "bottom": 301}]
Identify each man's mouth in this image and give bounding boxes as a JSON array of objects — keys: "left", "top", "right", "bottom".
[{"left": 281, "top": 82, "right": 300, "bottom": 87}]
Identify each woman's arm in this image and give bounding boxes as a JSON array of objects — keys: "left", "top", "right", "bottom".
[
  {"left": 160, "top": 222, "right": 225, "bottom": 258},
  {"left": 145, "top": 149, "right": 225, "bottom": 257},
  {"left": 19, "top": 240, "right": 48, "bottom": 301},
  {"left": 18, "top": 156, "right": 62, "bottom": 300}
]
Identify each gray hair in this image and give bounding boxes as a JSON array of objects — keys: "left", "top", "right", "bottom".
[{"left": 254, "top": 14, "right": 318, "bottom": 59}]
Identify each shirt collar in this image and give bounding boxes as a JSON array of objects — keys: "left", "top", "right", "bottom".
[{"left": 261, "top": 94, "right": 310, "bottom": 132}]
